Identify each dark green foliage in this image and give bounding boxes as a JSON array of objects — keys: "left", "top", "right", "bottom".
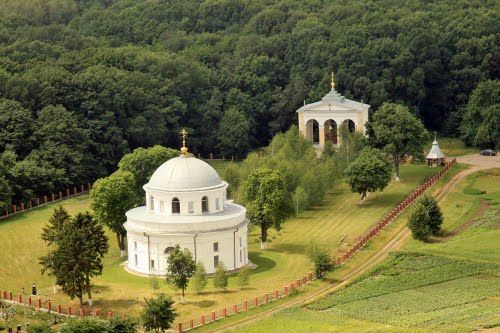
[
  {"left": 407, "top": 203, "right": 432, "bottom": 241},
  {"left": 345, "top": 147, "right": 392, "bottom": 202},
  {"left": 213, "top": 263, "right": 229, "bottom": 290},
  {"left": 460, "top": 80, "right": 499, "bottom": 149},
  {"left": 217, "top": 107, "right": 251, "bottom": 159},
  {"left": 165, "top": 245, "right": 196, "bottom": 297},
  {"left": 109, "top": 317, "right": 139, "bottom": 333},
  {"left": 370, "top": 103, "right": 427, "bottom": 180},
  {"left": 60, "top": 318, "right": 109, "bottom": 333},
  {"left": 28, "top": 323, "right": 53, "bottom": 333},
  {"left": 141, "top": 293, "right": 177, "bottom": 333},
  {"left": 39, "top": 210, "right": 109, "bottom": 307},
  {"left": 419, "top": 195, "right": 443, "bottom": 235},
  {"left": 0, "top": 0, "right": 496, "bottom": 204},
  {"left": 118, "top": 145, "right": 178, "bottom": 203},
  {"left": 90, "top": 170, "right": 137, "bottom": 253},
  {"left": 243, "top": 168, "right": 288, "bottom": 248},
  {"left": 306, "top": 243, "right": 334, "bottom": 279}
]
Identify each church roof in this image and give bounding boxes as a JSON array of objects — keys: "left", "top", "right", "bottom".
[
  {"left": 297, "top": 88, "right": 370, "bottom": 113},
  {"left": 144, "top": 155, "right": 223, "bottom": 192},
  {"left": 426, "top": 139, "right": 445, "bottom": 159}
]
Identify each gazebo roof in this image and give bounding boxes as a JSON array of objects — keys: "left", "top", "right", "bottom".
[{"left": 426, "top": 139, "right": 445, "bottom": 159}]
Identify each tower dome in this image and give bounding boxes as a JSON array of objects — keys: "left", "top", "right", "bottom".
[{"left": 145, "top": 156, "right": 223, "bottom": 191}]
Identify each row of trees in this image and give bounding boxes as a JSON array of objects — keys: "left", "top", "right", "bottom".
[{"left": 0, "top": 0, "right": 497, "bottom": 209}]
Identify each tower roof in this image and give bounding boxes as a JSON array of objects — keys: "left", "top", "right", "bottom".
[{"left": 426, "top": 139, "right": 445, "bottom": 159}]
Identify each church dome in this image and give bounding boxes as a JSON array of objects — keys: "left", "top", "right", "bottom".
[{"left": 144, "top": 155, "right": 223, "bottom": 191}]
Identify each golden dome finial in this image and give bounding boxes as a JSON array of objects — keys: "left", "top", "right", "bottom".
[
  {"left": 330, "top": 71, "right": 335, "bottom": 90},
  {"left": 180, "top": 128, "right": 188, "bottom": 156}
]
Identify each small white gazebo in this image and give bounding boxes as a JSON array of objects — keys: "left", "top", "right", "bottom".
[{"left": 426, "top": 134, "right": 445, "bottom": 167}]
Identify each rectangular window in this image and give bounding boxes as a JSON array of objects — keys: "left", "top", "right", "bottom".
[
  {"left": 159, "top": 201, "right": 164, "bottom": 212},
  {"left": 213, "top": 242, "right": 219, "bottom": 252},
  {"left": 134, "top": 254, "right": 138, "bottom": 266},
  {"left": 214, "top": 255, "right": 219, "bottom": 268},
  {"left": 240, "top": 250, "right": 242, "bottom": 262},
  {"left": 239, "top": 237, "right": 242, "bottom": 247},
  {"left": 151, "top": 260, "right": 155, "bottom": 269},
  {"left": 149, "top": 196, "right": 154, "bottom": 211},
  {"left": 188, "top": 201, "right": 194, "bottom": 214},
  {"left": 133, "top": 241, "right": 137, "bottom": 250},
  {"left": 216, "top": 198, "right": 220, "bottom": 210}
]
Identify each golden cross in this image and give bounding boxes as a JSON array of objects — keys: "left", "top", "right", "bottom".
[
  {"left": 331, "top": 71, "right": 335, "bottom": 90},
  {"left": 180, "top": 128, "right": 188, "bottom": 155}
]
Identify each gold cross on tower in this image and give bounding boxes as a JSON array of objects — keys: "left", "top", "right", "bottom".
[
  {"left": 180, "top": 128, "right": 188, "bottom": 156},
  {"left": 331, "top": 71, "right": 336, "bottom": 90}
]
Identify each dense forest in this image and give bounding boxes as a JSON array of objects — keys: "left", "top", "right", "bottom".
[{"left": 0, "top": 0, "right": 498, "bottom": 207}]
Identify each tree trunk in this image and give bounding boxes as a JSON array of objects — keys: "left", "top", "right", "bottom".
[
  {"left": 182, "top": 286, "right": 185, "bottom": 297},
  {"left": 260, "top": 226, "right": 268, "bottom": 250},
  {"left": 360, "top": 190, "right": 367, "bottom": 204},
  {"left": 393, "top": 155, "right": 400, "bottom": 181},
  {"left": 117, "top": 233, "right": 126, "bottom": 257},
  {"left": 86, "top": 274, "right": 92, "bottom": 306}
]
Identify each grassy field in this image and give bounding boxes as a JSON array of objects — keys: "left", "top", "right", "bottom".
[
  {"left": 229, "top": 167, "right": 500, "bottom": 333},
  {"left": 426, "top": 137, "right": 477, "bottom": 157},
  {"left": 0, "top": 164, "right": 437, "bottom": 324}
]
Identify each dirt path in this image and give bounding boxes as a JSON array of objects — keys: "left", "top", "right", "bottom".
[{"left": 203, "top": 163, "right": 496, "bottom": 333}]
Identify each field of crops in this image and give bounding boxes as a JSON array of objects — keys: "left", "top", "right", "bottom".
[{"left": 230, "top": 168, "right": 500, "bottom": 333}]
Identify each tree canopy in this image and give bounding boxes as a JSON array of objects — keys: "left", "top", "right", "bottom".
[{"left": 165, "top": 245, "right": 196, "bottom": 297}]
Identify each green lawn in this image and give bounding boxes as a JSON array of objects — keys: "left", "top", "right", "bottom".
[
  {"left": 0, "top": 164, "right": 437, "bottom": 323},
  {"left": 231, "top": 168, "right": 500, "bottom": 333}
]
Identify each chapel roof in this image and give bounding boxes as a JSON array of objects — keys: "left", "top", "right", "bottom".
[{"left": 426, "top": 139, "right": 445, "bottom": 159}]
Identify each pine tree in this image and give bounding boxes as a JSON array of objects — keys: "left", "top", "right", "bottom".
[
  {"left": 41, "top": 206, "right": 70, "bottom": 245},
  {"left": 407, "top": 203, "right": 432, "bottom": 241},
  {"left": 213, "top": 263, "right": 228, "bottom": 291},
  {"left": 39, "top": 212, "right": 108, "bottom": 307},
  {"left": 192, "top": 262, "right": 207, "bottom": 294},
  {"left": 419, "top": 195, "right": 443, "bottom": 235},
  {"left": 237, "top": 266, "right": 250, "bottom": 287},
  {"left": 141, "top": 293, "right": 177, "bottom": 333}
]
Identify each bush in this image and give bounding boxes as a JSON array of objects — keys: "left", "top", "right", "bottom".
[
  {"left": 408, "top": 203, "right": 432, "bottom": 241},
  {"left": 213, "top": 263, "right": 228, "bottom": 290},
  {"left": 109, "top": 317, "right": 138, "bottom": 333},
  {"left": 60, "top": 318, "right": 109, "bottom": 333},
  {"left": 192, "top": 262, "right": 208, "bottom": 294},
  {"left": 141, "top": 293, "right": 177, "bottom": 333},
  {"left": 28, "top": 324, "right": 53, "bottom": 333},
  {"left": 306, "top": 242, "right": 334, "bottom": 278},
  {"left": 419, "top": 195, "right": 443, "bottom": 235},
  {"left": 237, "top": 265, "right": 250, "bottom": 287}
]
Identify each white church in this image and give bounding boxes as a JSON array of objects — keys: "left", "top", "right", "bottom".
[
  {"left": 124, "top": 130, "right": 249, "bottom": 275},
  {"left": 297, "top": 73, "right": 370, "bottom": 148}
]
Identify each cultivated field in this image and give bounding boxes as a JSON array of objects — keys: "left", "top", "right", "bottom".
[
  {"left": 0, "top": 164, "right": 438, "bottom": 323},
  {"left": 228, "top": 168, "right": 500, "bottom": 333}
]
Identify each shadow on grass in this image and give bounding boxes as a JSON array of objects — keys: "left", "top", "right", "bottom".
[
  {"left": 183, "top": 300, "right": 216, "bottom": 308},
  {"left": 93, "top": 297, "right": 141, "bottom": 309},
  {"left": 249, "top": 252, "right": 276, "bottom": 274},
  {"left": 268, "top": 243, "right": 306, "bottom": 255}
]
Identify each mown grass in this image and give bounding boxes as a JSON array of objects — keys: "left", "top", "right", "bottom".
[
  {"left": 228, "top": 167, "right": 500, "bottom": 333},
  {"left": 0, "top": 164, "right": 436, "bottom": 324}
]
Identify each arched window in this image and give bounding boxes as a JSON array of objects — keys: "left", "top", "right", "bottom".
[
  {"left": 202, "top": 196, "right": 209, "bottom": 213},
  {"left": 164, "top": 246, "right": 175, "bottom": 255},
  {"left": 149, "top": 195, "right": 154, "bottom": 211},
  {"left": 172, "top": 198, "right": 180, "bottom": 214}
]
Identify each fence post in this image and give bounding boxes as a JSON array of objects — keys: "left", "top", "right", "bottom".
[
  {"left": 254, "top": 297, "right": 258, "bottom": 306},
  {"left": 47, "top": 300, "right": 51, "bottom": 312},
  {"left": 66, "top": 189, "right": 70, "bottom": 197},
  {"left": 284, "top": 286, "right": 288, "bottom": 295},
  {"left": 12, "top": 205, "right": 16, "bottom": 213},
  {"left": 28, "top": 297, "right": 32, "bottom": 306},
  {"left": 223, "top": 307, "right": 227, "bottom": 317},
  {"left": 58, "top": 192, "right": 62, "bottom": 199},
  {"left": 20, "top": 203, "right": 24, "bottom": 211},
  {"left": 178, "top": 323, "right": 182, "bottom": 333},
  {"left": 73, "top": 187, "right": 77, "bottom": 195},
  {"left": 57, "top": 304, "right": 62, "bottom": 314},
  {"left": 67, "top": 306, "right": 72, "bottom": 316},
  {"left": 244, "top": 300, "right": 248, "bottom": 310},
  {"left": 37, "top": 298, "right": 41, "bottom": 308},
  {"left": 44, "top": 196, "right": 48, "bottom": 203},
  {"left": 233, "top": 304, "right": 238, "bottom": 313},
  {"left": 211, "top": 311, "right": 216, "bottom": 322},
  {"left": 274, "top": 290, "right": 279, "bottom": 300},
  {"left": 190, "top": 319, "right": 194, "bottom": 329},
  {"left": 201, "top": 315, "right": 205, "bottom": 325}
]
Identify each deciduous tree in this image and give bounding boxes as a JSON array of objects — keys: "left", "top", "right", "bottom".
[
  {"left": 91, "top": 170, "right": 137, "bottom": 257},
  {"left": 166, "top": 245, "right": 196, "bottom": 297},
  {"left": 370, "top": 103, "right": 427, "bottom": 181},
  {"left": 345, "top": 147, "right": 392, "bottom": 203},
  {"left": 141, "top": 293, "right": 177, "bottom": 333}
]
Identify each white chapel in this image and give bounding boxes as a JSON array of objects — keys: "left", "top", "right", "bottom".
[
  {"left": 297, "top": 72, "right": 370, "bottom": 149},
  {"left": 124, "top": 130, "right": 249, "bottom": 275}
]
